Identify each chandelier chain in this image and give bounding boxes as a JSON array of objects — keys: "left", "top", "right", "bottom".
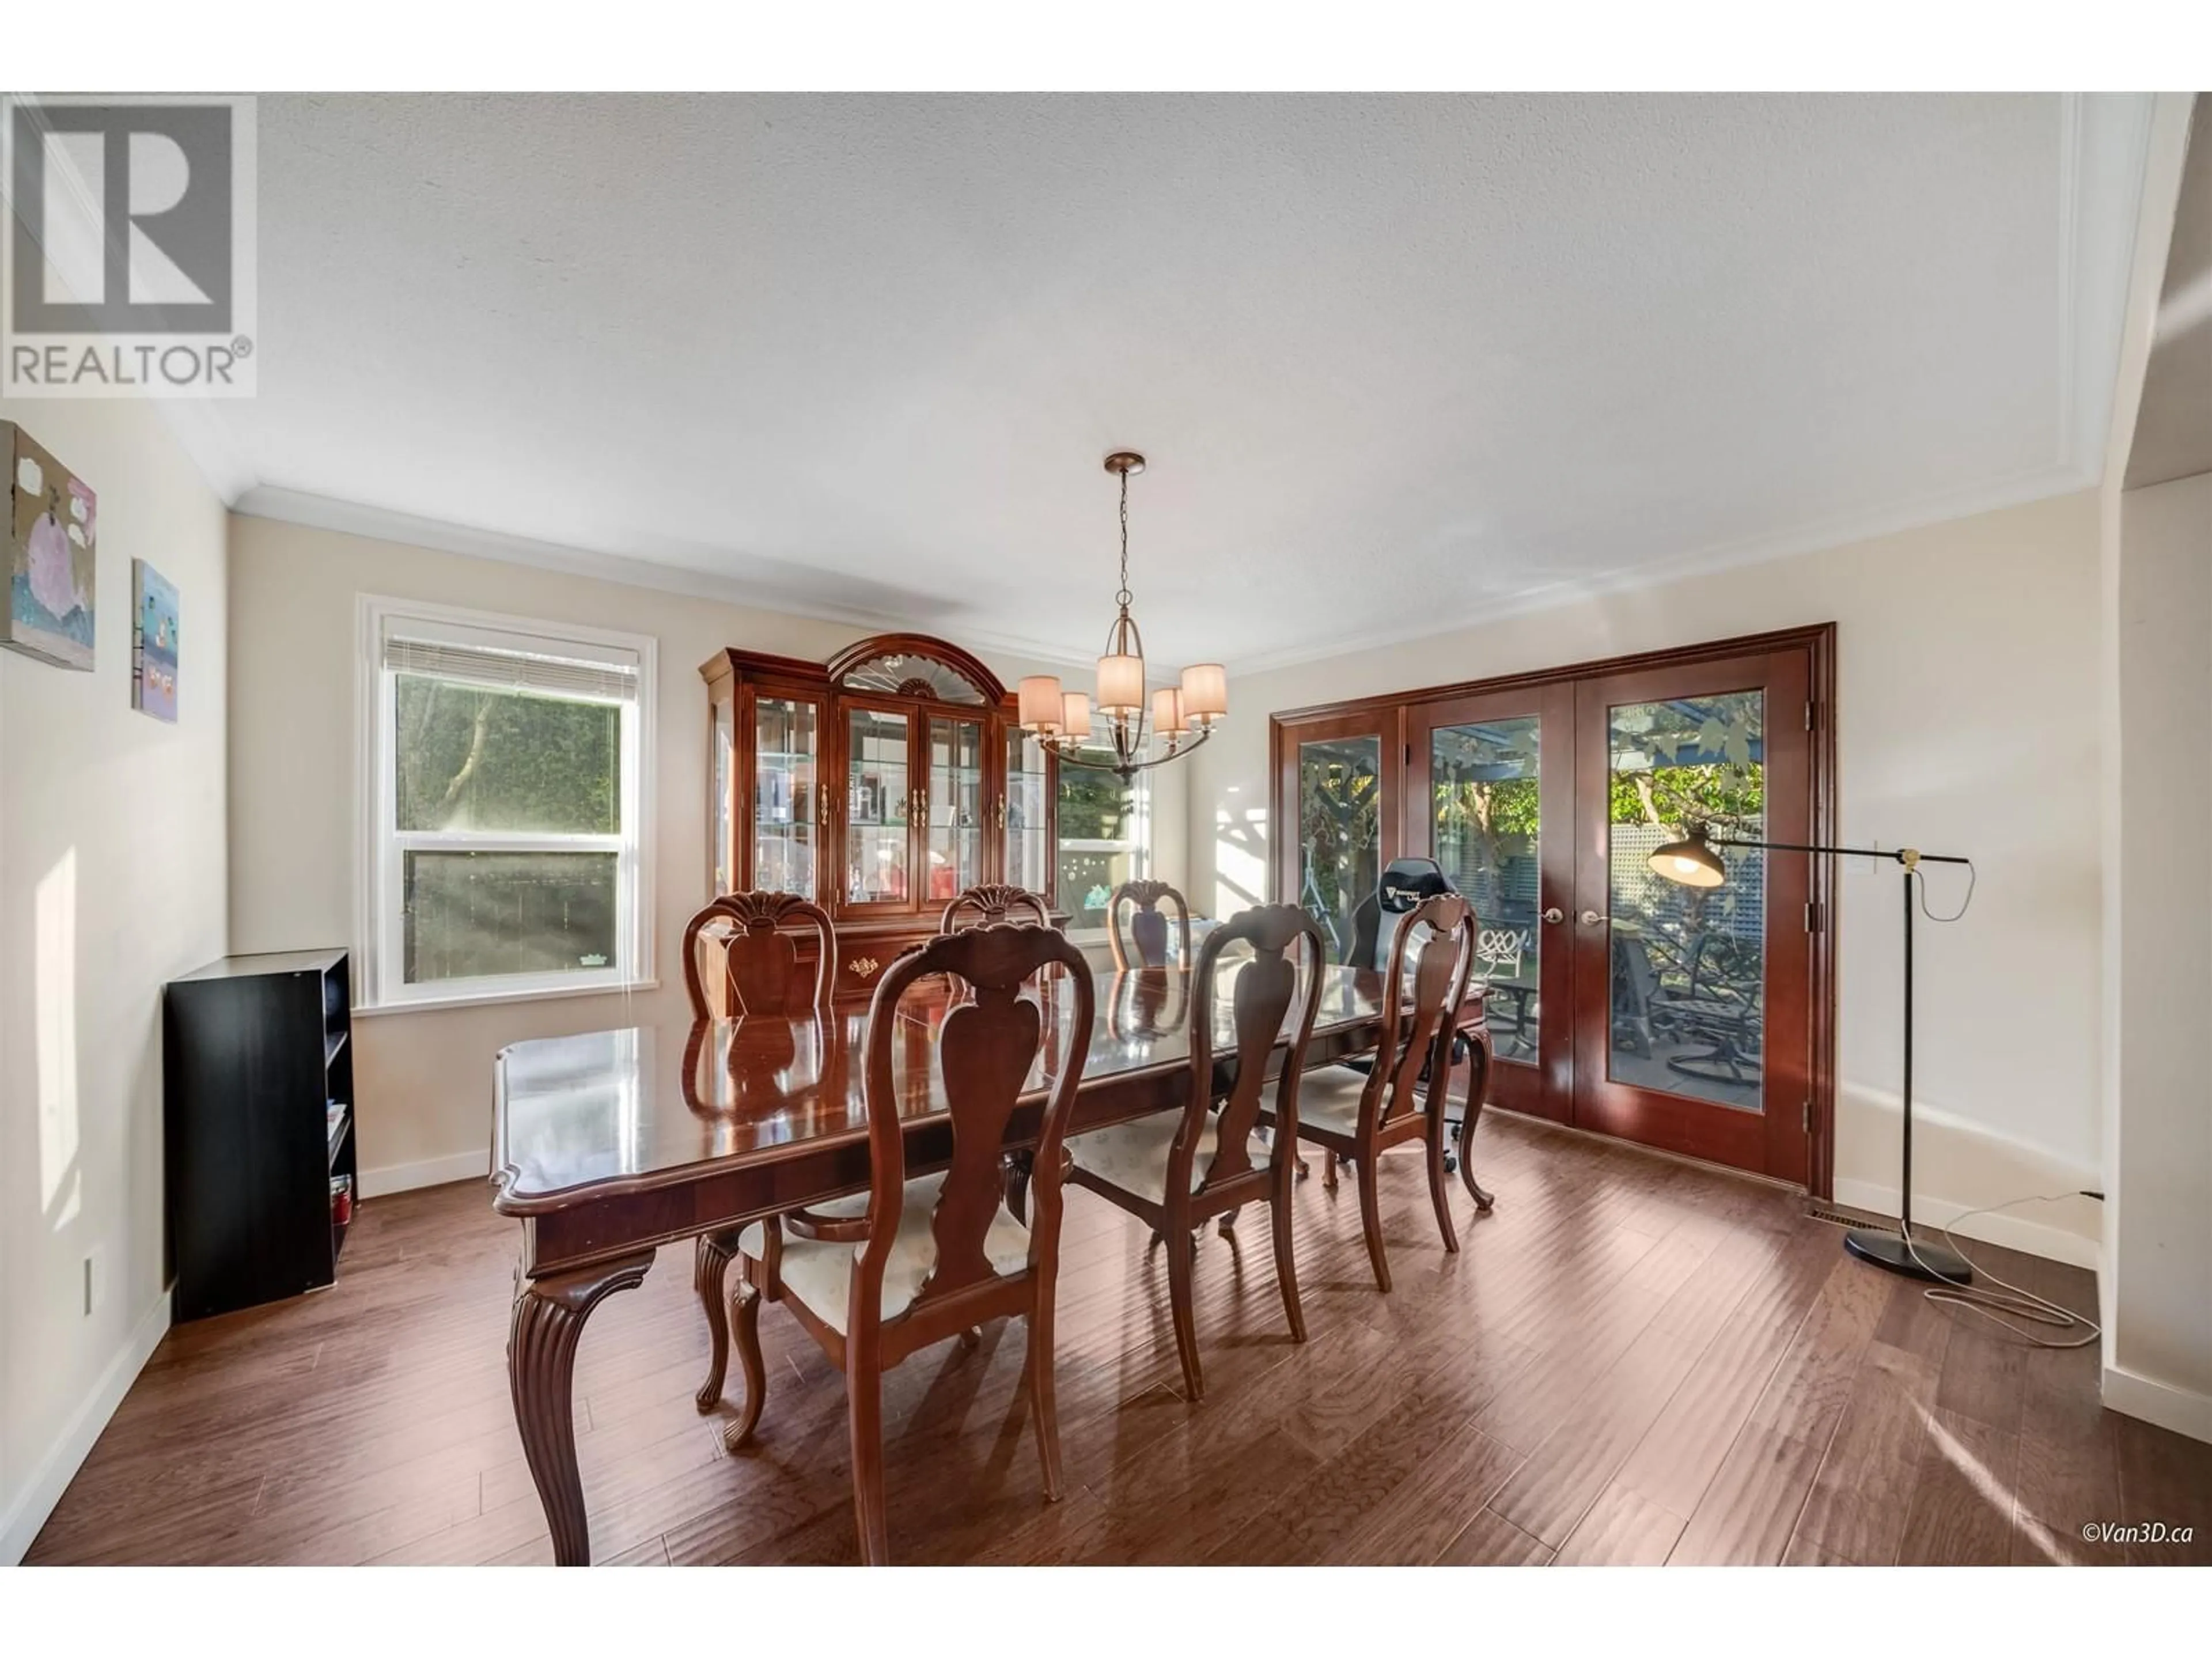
[{"left": 1115, "top": 468, "right": 1132, "bottom": 610}]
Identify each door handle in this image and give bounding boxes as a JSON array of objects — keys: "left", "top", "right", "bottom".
[
  {"left": 1579, "top": 908, "right": 1608, "bottom": 926},
  {"left": 1542, "top": 907, "right": 1565, "bottom": 925}
]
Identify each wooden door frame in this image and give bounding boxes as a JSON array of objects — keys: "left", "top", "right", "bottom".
[{"left": 1267, "top": 623, "right": 1838, "bottom": 1197}]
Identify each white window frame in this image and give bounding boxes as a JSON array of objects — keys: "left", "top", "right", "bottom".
[
  {"left": 355, "top": 594, "right": 657, "bottom": 1013},
  {"left": 1058, "top": 768, "right": 1151, "bottom": 942}
]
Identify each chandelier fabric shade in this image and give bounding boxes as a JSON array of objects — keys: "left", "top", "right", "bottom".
[
  {"left": 1017, "top": 452, "right": 1228, "bottom": 779},
  {"left": 1097, "top": 652, "right": 1146, "bottom": 715},
  {"left": 1018, "top": 675, "right": 1064, "bottom": 732},
  {"left": 1179, "top": 662, "right": 1228, "bottom": 722}
]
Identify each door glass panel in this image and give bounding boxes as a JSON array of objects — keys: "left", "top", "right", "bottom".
[
  {"left": 1606, "top": 691, "right": 1766, "bottom": 1111},
  {"left": 1005, "top": 728, "right": 1050, "bottom": 895},
  {"left": 1297, "top": 734, "right": 1381, "bottom": 964},
  {"left": 1431, "top": 716, "right": 1540, "bottom": 1063},
  {"left": 926, "top": 717, "right": 986, "bottom": 904},
  {"left": 844, "top": 708, "right": 910, "bottom": 904},
  {"left": 753, "top": 696, "right": 817, "bottom": 898}
]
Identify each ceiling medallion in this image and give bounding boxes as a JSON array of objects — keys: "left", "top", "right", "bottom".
[{"left": 1016, "top": 452, "right": 1228, "bottom": 781}]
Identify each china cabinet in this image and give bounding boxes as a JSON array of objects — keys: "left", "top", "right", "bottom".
[{"left": 703, "top": 632, "right": 1059, "bottom": 1001}]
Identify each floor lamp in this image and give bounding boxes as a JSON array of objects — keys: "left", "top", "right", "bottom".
[{"left": 1645, "top": 824, "right": 1974, "bottom": 1285}]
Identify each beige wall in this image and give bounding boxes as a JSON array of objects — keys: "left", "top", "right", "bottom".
[
  {"left": 226, "top": 514, "right": 1182, "bottom": 1193},
  {"left": 1187, "top": 490, "right": 2107, "bottom": 1265},
  {"left": 0, "top": 397, "right": 229, "bottom": 1559},
  {"left": 2109, "top": 469, "right": 2212, "bottom": 1438}
]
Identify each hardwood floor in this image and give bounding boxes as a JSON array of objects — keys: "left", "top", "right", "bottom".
[{"left": 29, "top": 1112, "right": 2211, "bottom": 1566}]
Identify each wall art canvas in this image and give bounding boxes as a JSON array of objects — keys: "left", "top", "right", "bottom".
[
  {"left": 133, "top": 559, "right": 180, "bottom": 721},
  {"left": 2, "top": 422, "right": 97, "bottom": 670}
]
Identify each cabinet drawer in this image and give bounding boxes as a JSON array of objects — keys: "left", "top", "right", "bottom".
[{"left": 832, "top": 929, "right": 930, "bottom": 1002}]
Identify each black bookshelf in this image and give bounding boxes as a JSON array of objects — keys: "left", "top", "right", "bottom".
[{"left": 164, "top": 949, "right": 357, "bottom": 1321}]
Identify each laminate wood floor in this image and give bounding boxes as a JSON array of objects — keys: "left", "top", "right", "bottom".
[{"left": 30, "top": 1112, "right": 2211, "bottom": 1566}]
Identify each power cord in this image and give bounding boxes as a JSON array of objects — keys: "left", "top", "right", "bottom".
[{"left": 1903, "top": 1193, "right": 2102, "bottom": 1349}]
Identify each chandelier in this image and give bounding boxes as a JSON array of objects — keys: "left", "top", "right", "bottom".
[{"left": 1016, "top": 452, "right": 1228, "bottom": 779}]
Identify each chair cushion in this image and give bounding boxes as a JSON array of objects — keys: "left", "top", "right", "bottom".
[
  {"left": 1293, "top": 1064, "right": 1376, "bottom": 1139},
  {"left": 737, "top": 1170, "right": 1029, "bottom": 1335},
  {"left": 1067, "top": 1111, "right": 1274, "bottom": 1206}
]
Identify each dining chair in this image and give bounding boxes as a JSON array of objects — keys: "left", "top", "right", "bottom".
[
  {"left": 726, "top": 922, "right": 1094, "bottom": 1565},
  {"left": 1105, "top": 878, "right": 1191, "bottom": 969},
  {"left": 680, "top": 891, "right": 836, "bottom": 1416},
  {"left": 940, "top": 881, "right": 1051, "bottom": 932},
  {"left": 1274, "top": 891, "right": 1476, "bottom": 1294},
  {"left": 682, "top": 890, "right": 836, "bottom": 1020},
  {"left": 1064, "top": 903, "right": 1325, "bottom": 1401}
]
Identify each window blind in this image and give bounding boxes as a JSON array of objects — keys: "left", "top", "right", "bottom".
[{"left": 384, "top": 631, "right": 639, "bottom": 703}]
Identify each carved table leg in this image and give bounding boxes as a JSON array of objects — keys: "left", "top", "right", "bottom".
[
  {"left": 1459, "top": 1028, "right": 1495, "bottom": 1211},
  {"left": 693, "top": 1230, "right": 741, "bottom": 1411},
  {"left": 509, "top": 1251, "right": 654, "bottom": 1567}
]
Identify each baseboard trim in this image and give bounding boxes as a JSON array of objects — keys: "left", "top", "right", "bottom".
[
  {"left": 358, "top": 1148, "right": 490, "bottom": 1198},
  {"left": 0, "top": 1287, "right": 171, "bottom": 1565},
  {"left": 1831, "top": 1180, "right": 2101, "bottom": 1271},
  {"left": 2103, "top": 1364, "right": 2212, "bottom": 1445}
]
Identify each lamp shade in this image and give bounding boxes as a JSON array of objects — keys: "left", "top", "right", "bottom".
[
  {"left": 1152, "top": 685, "right": 1186, "bottom": 736},
  {"left": 1017, "top": 675, "right": 1065, "bottom": 732},
  {"left": 1647, "top": 825, "right": 1728, "bottom": 889},
  {"left": 1180, "top": 662, "right": 1228, "bottom": 722},
  {"left": 1097, "top": 652, "right": 1145, "bottom": 715},
  {"left": 1060, "top": 691, "right": 1092, "bottom": 738}
]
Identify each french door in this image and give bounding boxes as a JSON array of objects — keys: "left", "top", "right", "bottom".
[
  {"left": 1275, "top": 712, "right": 1401, "bottom": 966},
  {"left": 1567, "top": 647, "right": 1813, "bottom": 1184},
  {"left": 1406, "top": 686, "right": 1574, "bottom": 1119},
  {"left": 1278, "top": 631, "right": 1825, "bottom": 1185}
]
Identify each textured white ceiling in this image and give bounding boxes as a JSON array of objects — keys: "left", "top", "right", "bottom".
[{"left": 213, "top": 93, "right": 2155, "bottom": 671}]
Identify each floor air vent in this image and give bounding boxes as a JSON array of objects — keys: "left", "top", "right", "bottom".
[{"left": 1804, "top": 1205, "right": 1874, "bottom": 1229}]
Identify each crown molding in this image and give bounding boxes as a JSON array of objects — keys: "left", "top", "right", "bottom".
[
  {"left": 2057, "top": 92, "right": 2160, "bottom": 479},
  {"left": 232, "top": 484, "right": 1098, "bottom": 672},
  {"left": 1224, "top": 460, "right": 2090, "bottom": 679}
]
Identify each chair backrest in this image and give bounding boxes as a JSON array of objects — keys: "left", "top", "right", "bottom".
[
  {"left": 682, "top": 892, "right": 836, "bottom": 1019},
  {"left": 1360, "top": 892, "right": 1478, "bottom": 1132},
  {"left": 1349, "top": 857, "right": 1457, "bottom": 971},
  {"left": 1183, "top": 904, "right": 1327, "bottom": 1194},
  {"left": 859, "top": 923, "right": 1094, "bottom": 1325},
  {"left": 940, "top": 882, "right": 1050, "bottom": 933},
  {"left": 1107, "top": 880, "right": 1191, "bottom": 969}
]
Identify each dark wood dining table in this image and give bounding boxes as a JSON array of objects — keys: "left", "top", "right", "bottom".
[{"left": 490, "top": 963, "right": 1493, "bottom": 1564}]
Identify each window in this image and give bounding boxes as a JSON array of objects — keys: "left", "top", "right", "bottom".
[
  {"left": 1056, "top": 767, "right": 1149, "bottom": 933},
  {"left": 358, "top": 598, "right": 654, "bottom": 1010}
]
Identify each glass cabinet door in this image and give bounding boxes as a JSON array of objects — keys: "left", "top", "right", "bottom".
[
  {"left": 926, "top": 715, "right": 986, "bottom": 906},
  {"left": 844, "top": 706, "right": 912, "bottom": 906},
  {"left": 1003, "top": 727, "right": 1051, "bottom": 896},
  {"left": 710, "top": 691, "right": 734, "bottom": 895},
  {"left": 750, "top": 693, "right": 820, "bottom": 899}
]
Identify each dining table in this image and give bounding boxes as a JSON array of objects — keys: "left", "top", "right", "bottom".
[{"left": 490, "top": 962, "right": 1495, "bottom": 1565}]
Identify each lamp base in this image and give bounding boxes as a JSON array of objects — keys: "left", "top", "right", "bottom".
[{"left": 1843, "top": 1226, "right": 1973, "bottom": 1285}]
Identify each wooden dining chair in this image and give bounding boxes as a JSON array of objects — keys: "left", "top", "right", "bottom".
[
  {"left": 726, "top": 922, "right": 1094, "bottom": 1565},
  {"left": 1106, "top": 878, "right": 1191, "bottom": 969},
  {"left": 682, "top": 890, "right": 836, "bottom": 1019},
  {"left": 940, "top": 881, "right": 1051, "bottom": 932},
  {"left": 1064, "top": 903, "right": 1325, "bottom": 1401},
  {"left": 1271, "top": 891, "right": 1477, "bottom": 1294},
  {"left": 680, "top": 892, "right": 836, "bottom": 1416}
]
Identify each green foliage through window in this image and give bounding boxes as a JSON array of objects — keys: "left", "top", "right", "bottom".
[{"left": 396, "top": 675, "right": 621, "bottom": 835}]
